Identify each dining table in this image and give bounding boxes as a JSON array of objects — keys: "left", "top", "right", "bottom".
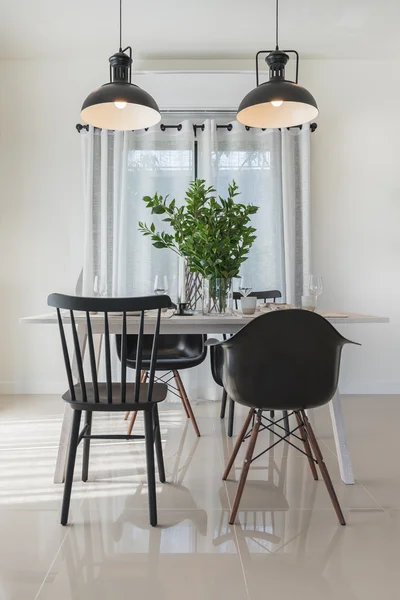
[{"left": 21, "top": 306, "right": 389, "bottom": 486}]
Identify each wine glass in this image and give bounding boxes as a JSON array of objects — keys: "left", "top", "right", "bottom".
[
  {"left": 238, "top": 275, "right": 253, "bottom": 297},
  {"left": 308, "top": 274, "right": 324, "bottom": 309},
  {"left": 154, "top": 275, "right": 169, "bottom": 296},
  {"left": 93, "top": 275, "right": 108, "bottom": 297}
]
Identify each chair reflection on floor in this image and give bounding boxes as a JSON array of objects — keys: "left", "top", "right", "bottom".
[
  {"left": 225, "top": 503, "right": 347, "bottom": 598},
  {"left": 215, "top": 431, "right": 292, "bottom": 554},
  {"left": 61, "top": 418, "right": 209, "bottom": 596}
]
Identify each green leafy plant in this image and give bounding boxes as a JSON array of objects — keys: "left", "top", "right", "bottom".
[{"left": 138, "top": 179, "right": 259, "bottom": 279}]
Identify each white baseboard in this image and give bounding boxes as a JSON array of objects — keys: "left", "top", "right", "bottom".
[{"left": 0, "top": 381, "right": 67, "bottom": 395}]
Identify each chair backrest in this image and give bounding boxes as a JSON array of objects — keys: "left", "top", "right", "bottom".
[
  {"left": 47, "top": 293, "right": 171, "bottom": 405},
  {"left": 233, "top": 290, "right": 282, "bottom": 309},
  {"left": 218, "top": 309, "right": 358, "bottom": 411}
]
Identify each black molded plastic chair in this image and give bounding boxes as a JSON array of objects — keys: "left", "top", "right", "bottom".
[
  {"left": 220, "top": 290, "right": 285, "bottom": 436},
  {"left": 207, "top": 309, "right": 359, "bottom": 525},
  {"left": 210, "top": 340, "right": 290, "bottom": 437},
  {"left": 48, "top": 293, "right": 171, "bottom": 527},
  {"left": 116, "top": 334, "right": 206, "bottom": 437}
]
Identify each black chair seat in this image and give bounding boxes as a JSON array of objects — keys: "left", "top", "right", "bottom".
[
  {"left": 116, "top": 334, "right": 207, "bottom": 371},
  {"left": 62, "top": 382, "right": 168, "bottom": 411}
]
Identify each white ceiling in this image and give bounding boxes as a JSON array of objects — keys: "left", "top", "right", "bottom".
[{"left": 1, "top": 0, "right": 399, "bottom": 60}]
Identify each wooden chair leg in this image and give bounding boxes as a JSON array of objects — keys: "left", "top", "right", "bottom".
[
  {"left": 229, "top": 411, "right": 261, "bottom": 525},
  {"left": 82, "top": 411, "right": 92, "bottom": 482},
  {"left": 173, "top": 370, "right": 201, "bottom": 437},
  {"left": 153, "top": 405, "right": 166, "bottom": 483},
  {"left": 227, "top": 398, "right": 235, "bottom": 437},
  {"left": 177, "top": 374, "right": 190, "bottom": 418},
  {"left": 144, "top": 408, "right": 157, "bottom": 527},
  {"left": 124, "top": 371, "right": 147, "bottom": 422},
  {"left": 127, "top": 411, "right": 138, "bottom": 435},
  {"left": 61, "top": 410, "right": 82, "bottom": 526},
  {"left": 223, "top": 408, "right": 254, "bottom": 480},
  {"left": 301, "top": 410, "right": 346, "bottom": 526},
  {"left": 295, "top": 411, "right": 318, "bottom": 480},
  {"left": 220, "top": 389, "right": 228, "bottom": 419},
  {"left": 127, "top": 372, "right": 148, "bottom": 434}
]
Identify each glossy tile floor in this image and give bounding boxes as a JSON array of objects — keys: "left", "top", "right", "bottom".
[{"left": 0, "top": 395, "right": 400, "bottom": 599}]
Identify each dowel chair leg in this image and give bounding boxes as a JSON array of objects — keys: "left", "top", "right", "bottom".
[
  {"left": 173, "top": 370, "right": 201, "bottom": 437},
  {"left": 229, "top": 411, "right": 261, "bottom": 525},
  {"left": 227, "top": 398, "right": 235, "bottom": 437},
  {"left": 61, "top": 410, "right": 82, "bottom": 526},
  {"left": 82, "top": 411, "right": 92, "bottom": 482},
  {"left": 220, "top": 389, "right": 228, "bottom": 418},
  {"left": 295, "top": 411, "right": 318, "bottom": 480},
  {"left": 153, "top": 405, "right": 165, "bottom": 483},
  {"left": 127, "top": 411, "right": 138, "bottom": 435},
  {"left": 282, "top": 410, "right": 290, "bottom": 434},
  {"left": 124, "top": 371, "right": 147, "bottom": 422},
  {"left": 126, "top": 371, "right": 147, "bottom": 434},
  {"left": 144, "top": 408, "right": 157, "bottom": 527},
  {"left": 223, "top": 408, "right": 254, "bottom": 480},
  {"left": 301, "top": 410, "right": 346, "bottom": 526}
]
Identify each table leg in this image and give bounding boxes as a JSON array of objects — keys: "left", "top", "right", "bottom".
[
  {"left": 53, "top": 330, "right": 103, "bottom": 484},
  {"left": 328, "top": 390, "right": 354, "bottom": 485},
  {"left": 306, "top": 408, "right": 316, "bottom": 428}
]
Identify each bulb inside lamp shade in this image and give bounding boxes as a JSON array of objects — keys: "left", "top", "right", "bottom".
[
  {"left": 271, "top": 100, "right": 283, "bottom": 107},
  {"left": 114, "top": 101, "right": 127, "bottom": 109}
]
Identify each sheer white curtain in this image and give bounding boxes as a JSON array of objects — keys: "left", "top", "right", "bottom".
[
  {"left": 81, "top": 122, "right": 194, "bottom": 298},
  {"left": 80, "top": 116, "right": 311, "bottom": 400},
  {"left": 281, "top": 126, "right": 311, "bottom": 305},
  {"left": 198, "top": 119, "right": 311, "bottom": 305}
]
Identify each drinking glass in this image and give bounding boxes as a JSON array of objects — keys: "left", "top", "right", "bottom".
[
  {"left": 238, "top": 275, "right": 253, "bottom": 297},
  {"left": 154, "top": 275, "right": 169, "bottom": 296},
  {"left": 93, "top": 275, "right": 107, "bottom": 297},
  {"left": 308, "top": 274, "right": 324, "bottom": 309}
]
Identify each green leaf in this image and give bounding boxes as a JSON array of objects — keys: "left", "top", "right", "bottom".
[{"left": 152, "top": 206, "right": 166, "bottom": 215}]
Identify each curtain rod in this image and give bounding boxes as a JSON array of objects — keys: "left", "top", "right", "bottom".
[{"left": 76, "top": 122, "right": 317, "bottom": 133}]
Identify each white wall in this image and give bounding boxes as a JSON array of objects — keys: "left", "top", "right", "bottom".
[{"left": 0, "top": 58, "right": 398, "bottom": 394}]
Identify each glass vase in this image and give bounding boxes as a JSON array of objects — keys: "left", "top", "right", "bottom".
[
  {"left": 202, "top": 277, "right": 233, "bottom": 316},
  {"left": 177, "top": 257, "right": 203, "bottom": 312}
]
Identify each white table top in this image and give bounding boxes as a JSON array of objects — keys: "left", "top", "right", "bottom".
[{"left": 20, "top": 310, "right": 390, "bottom": 335}]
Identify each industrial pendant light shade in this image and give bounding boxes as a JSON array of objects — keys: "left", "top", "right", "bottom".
[
  {"left": 237, "top": 1, "right": 318, "bottom": 129},
  {"left": 237, "top": 51, "right": 318, "bottom": 128},
  {"left": 81, "top": 1, "right": 161, "bottom": 130}
]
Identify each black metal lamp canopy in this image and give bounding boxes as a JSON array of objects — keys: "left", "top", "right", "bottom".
[
  {"left": 80, "top": 0, "right": 161, "bottom": 131},
  {"left": 237, "top": 0, "right": 318, "bottom": 129}
]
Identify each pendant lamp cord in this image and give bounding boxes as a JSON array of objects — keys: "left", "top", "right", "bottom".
[
  {"left": 119, "top": 0, "right": 122, "bottom": 52},
  {"left": 275, "top": 0, "right": 279, "bottom": 50}
]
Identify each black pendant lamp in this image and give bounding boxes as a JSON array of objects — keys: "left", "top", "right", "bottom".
[
  {"left": 237, "top": 0, "right": 318, "bottom": 129},
  {"left": 81, "top": 0, "right": 161, "bottom": 131}
]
